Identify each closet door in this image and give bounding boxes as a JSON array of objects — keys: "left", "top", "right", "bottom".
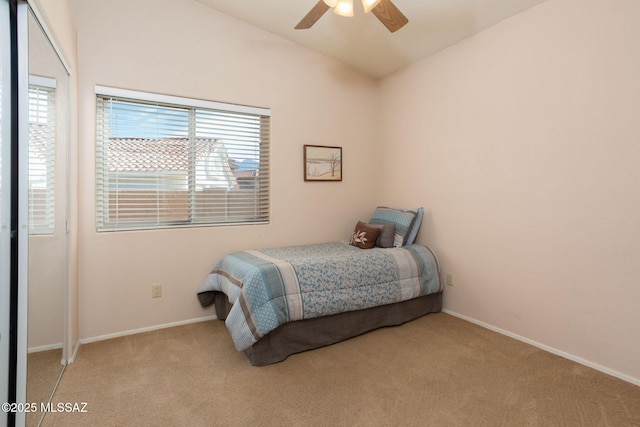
[
  {"left": 1, "top": 2, "right": 70, "bottom": 425},
  {"left": 25, "top": 6, "right": 70, "bottom": 426},
  {"left": 0, "top": 1, "right": 29, "bottom": 426},
  {"left": 0, "top": 0, "right": 12, "bottom": 423},
  {"left": 14, "top": 2, "right": 30, "bottom": 426}
]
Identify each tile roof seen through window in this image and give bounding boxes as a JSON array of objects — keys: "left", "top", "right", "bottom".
[{"left": 106, "top": 138, "right": 241, "bottom": 173}]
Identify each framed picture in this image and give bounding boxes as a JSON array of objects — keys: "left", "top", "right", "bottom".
[{"left": 304, "top": 145, "right": 342, "bottom": 181}]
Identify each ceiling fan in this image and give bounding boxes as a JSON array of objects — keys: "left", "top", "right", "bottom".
[{"left": 295, "top": 0, "right": 409, "bottom": 33}]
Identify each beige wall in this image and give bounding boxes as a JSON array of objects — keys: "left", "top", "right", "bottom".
[
  {"left": 378, "top": 0, "right": 640, "bottom": 383},
  {"left": 69, "top": 0, "right": 378, "bottom": 340}
]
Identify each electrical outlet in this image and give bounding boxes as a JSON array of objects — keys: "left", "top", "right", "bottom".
[
  {"left": 151, "top": 283, "right": 162, "bottom": 298},
  {"left": 446, "top": 273, "right": 454, "bottom": 286}
]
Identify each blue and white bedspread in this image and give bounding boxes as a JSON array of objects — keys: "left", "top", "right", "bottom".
[{"left": 197, "top": 241, "right": 442, "bottom": 351}]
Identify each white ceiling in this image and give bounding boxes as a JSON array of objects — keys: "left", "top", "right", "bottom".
[{"left": 195, "top": 0, "right": 547, "bottom": 79}]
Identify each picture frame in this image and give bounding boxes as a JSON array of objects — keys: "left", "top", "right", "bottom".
[{"left": 304, "top": 145, "right": 342, "bottom": 181}]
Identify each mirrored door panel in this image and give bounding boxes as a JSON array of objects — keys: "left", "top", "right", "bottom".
[{"left": 25, "top": 7, "right": 69, "bottom": 427}]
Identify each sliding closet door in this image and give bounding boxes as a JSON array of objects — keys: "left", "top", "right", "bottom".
[
  {"left": 1, "top": 2, "right": 70, "bottom": 425},
  {"left": 0, "top": 1, "right": 28, "bottom": 426},
  {"left": 14, "top": 2, "right": 30, "bottom": 426},
  {"left": 25, "top": 6, "right": 70, "bottom": 426},
  {"left": 0, "top": 0, "right": 12, "bottom": 423}
]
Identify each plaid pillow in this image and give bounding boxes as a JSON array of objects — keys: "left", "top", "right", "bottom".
[{"left": 369, "top": 207, "right": 420, "bottom": 247}]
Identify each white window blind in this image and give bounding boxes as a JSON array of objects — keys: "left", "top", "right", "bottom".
[
  {"left": 28, "top": 80, "right": 56, "bottom": 234},
  {"left": 95, "top": 87, "right": 270, "bottom": 231}
]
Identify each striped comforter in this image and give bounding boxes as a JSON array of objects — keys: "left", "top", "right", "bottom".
[{"left": 197, "top": 241, "right": 442, "bottom": 351}]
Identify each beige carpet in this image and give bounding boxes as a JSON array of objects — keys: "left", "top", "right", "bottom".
[
  {"left": 27, "top": 349, "right": 64, "bottom": 427},
  {"left": 41, "top": 313, "right": 640, "bottom": 426}
]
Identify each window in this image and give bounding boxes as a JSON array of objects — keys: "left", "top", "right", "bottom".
[
  {"left": 28, "top": 77, "right": 56, "bottom": 234},
  {"left": 95, "top": 87, "right": 270, "bottom": 231}
]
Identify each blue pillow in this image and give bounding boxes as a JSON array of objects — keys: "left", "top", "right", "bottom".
[
  {"left": 369, "top": 207, "right": 423, "bottom": 247},
  {"left": 405, "top": 207, "right": 423, "bottom": 245}
]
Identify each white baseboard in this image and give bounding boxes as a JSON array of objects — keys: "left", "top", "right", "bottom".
[
  {"left": 28, "top": 342, "right": 63, "bottom": 354},
  {"left": 80, "top": 315, "right": 217, "bottom": 345},
  {"left": 442, "top": 309, "right": 640, "bottom": 388},
  {"left": 66, "top": 340, "right": 81, "bottom": 365}
]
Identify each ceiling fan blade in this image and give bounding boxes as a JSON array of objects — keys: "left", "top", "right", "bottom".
[
  {"left": 371, "top": 0, "right": 408, "bottom": 33},
  {"left": 295, "top": 1, "right": 331, "bottom": 29}
]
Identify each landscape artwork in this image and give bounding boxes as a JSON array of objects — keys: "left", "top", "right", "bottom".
[{"left": 304, "top": 145, "right": 342, "bottom": 181}]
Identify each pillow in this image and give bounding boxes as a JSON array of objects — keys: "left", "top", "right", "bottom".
[
  {"left": 365, "top": 223, "right": 395, "bottom": 248},
  {"left": 404, "top": 207, "right": 424, "bottom": 246},
  {"left": 349, "top": 221, "right": 381, "bottom": 249},
  {"left": 369, "top": 206, "right": 423, "bottom": 247}
]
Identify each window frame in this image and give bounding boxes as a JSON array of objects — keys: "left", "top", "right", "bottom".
[{"left": 95, "top": 86, "right": 271, "bottom": 232}]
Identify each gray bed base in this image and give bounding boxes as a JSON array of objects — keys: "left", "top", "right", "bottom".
[{"left": 213, "top": 291, "right": 443, "bottom": 366}]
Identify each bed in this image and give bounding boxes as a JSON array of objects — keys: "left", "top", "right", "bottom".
[{"left": 197, "top": 207, "right": 443, "bottom": 365}]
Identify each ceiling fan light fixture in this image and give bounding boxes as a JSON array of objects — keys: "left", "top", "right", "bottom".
[
  {"left": 296, "top": 0, "right": 408, "bottom": 33},
  {"left": 333, "top": 0, "right": 354, "bottom": 17},
  {"left": 361, "top": 0, "right": 382, "bottom": 13}
]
